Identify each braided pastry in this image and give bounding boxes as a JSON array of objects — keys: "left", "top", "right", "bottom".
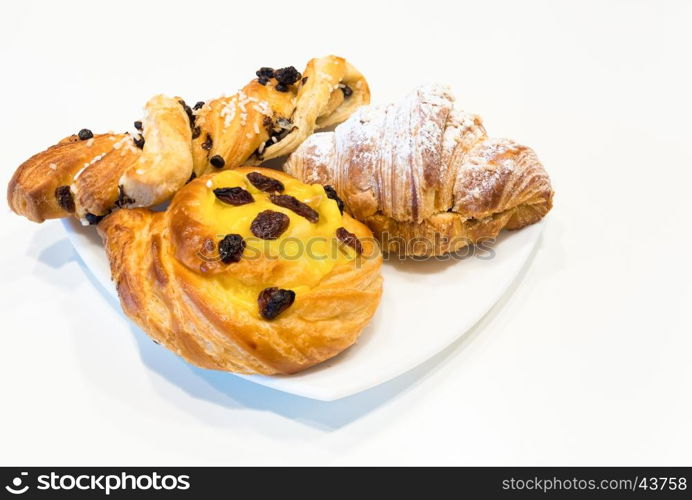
[
  {"left": 284, "top": 84, "right": 554, "bottom": 256},
  {"left": 98, "top": 167, "right": 382, "bottom": 375},
  {"left": 7, "top": 55, "right": 369, "bottom": 223}
]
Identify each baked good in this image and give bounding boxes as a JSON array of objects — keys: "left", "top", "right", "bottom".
[
  {"left": 7, "top": 56, "right": 370, "bottom": 224},
  {"left": 284, "top": 84, "right": 554, "bottom": 256},
  {"left": 98, "top": 167, "right": 382, "bottom": 375}
]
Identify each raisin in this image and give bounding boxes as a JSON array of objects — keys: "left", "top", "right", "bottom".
[
  {"left": 55, "top": 185, "right": 75, "bottom": 212},
  {"left": 133, "top": 120, "right": 143, "bottom": 130},
  {"left": 250, "top": 210, "right": 289, "bottom": 239},
  {"left": 257, "top": 77, "right": 269, "bottom": 86},
  {"left": 256, "top": 67, "right": 275, "bottom": 79},
  {"left": 201, "top": 134, "right": 213, "bottom": 150},
  {"left": 133, "top": 134, "right": 145, "bottom": 149},
  {"left": 115, "top": 185, "right": 135, "bottom": 207},
  {"left": 214, "top": 187, "right": 254, "bottom": 206},
  {"left": 324, "top": 185, "right": 344, "bottom": 214},
  {"left": 178, "top": 98, "right": 195, "bottom": 126},
  {"left": 192, "top": 126, "right": 201, "bottom": 139},
  {"left": 275, "top": 83, "right": 288, "bottom": 92},
  {"left": 209, "top": 155, "right": 225, "bottom": 168},
  {"left": 258, "top": 287, "right": 295, "bottom": 320},
  {"left": 341, "top": 84, "right": 353, "bottom": 97},
  {"left": 218, "top": 234, "right": 246, "bottom": 263},
  {"left": 274, "top": 66, "right": 301, "bottom": 86},
  {"left": 78, "top": 128, "right": 93, "bottom": 140},
  {"left": 267, "top": 117, "right": 294, "bottom": 142},
  {"left": 276, "top": 117, "right": 293, "bottom": 130},
  {"left": 246, "top": 171, "right": 284, "bottom": 193},
  {"left": 336, "top": 227, "right": 363, "bottom": 254},
  {"left": 269, "top": 194, "right": 319, "bottom": 223},
  {"left": 193, "top": 101, "right": 205, "bottom": 110},
  {"left": 85, "top": 212, "right": 104, "bottom": 225}
]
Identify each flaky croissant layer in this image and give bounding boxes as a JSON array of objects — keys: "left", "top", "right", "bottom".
[
  {"left": 285, "top": 84, "right": 554, "bottom": 256},
  {"left": 98, "top": 167, "right": 383, "bottom": 375}
]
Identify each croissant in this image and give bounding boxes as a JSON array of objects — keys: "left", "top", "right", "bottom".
[
  {"left": 7, "top": 55, "right": 370, "bottom": 224},
  {"left": 98, "top": 167, "right": 383, "bottom": 375},
  {"left": 284, "top": 84, "right": 554, "bottom": 256}
]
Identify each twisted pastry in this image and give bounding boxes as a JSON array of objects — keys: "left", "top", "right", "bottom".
[
  {"left": 284, "top": 84, "right": 554, "bottom": 256},
  {"left": 7, "top": 56, "right": 369, "bottom": 224},
  {"left": 98, "top": 167, "right": 382, "bottom": 375}
]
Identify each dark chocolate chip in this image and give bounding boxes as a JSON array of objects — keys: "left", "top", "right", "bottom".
[
  {"left": 201, "top": 134, "right": 213, "bottom": 150},
  {"left": 218, "top": 234, "right": 246, "bottom": 263},
  {"left": 85, "top": 212, "right": 104, "bottom": 225},
  {"left": 341, "top": 84, "right": 353, "bottom": 97},
  {"left": 301, "top": 76, "right": 308, "bottom": 84},
  {"left": 257, "top": 77, "right": 269, "bottom": 86},
  {"left": 275, "top": 83, "right": 288, "bottom": 92},
  {"left": 258, "top": 287, "right": 295, "bottom": 320},
  {"left": 250, "top": 210, "right": 290, "bottom": 240},
  {"left": 133, "top": 120, "right": 143, "bottom": 131},
  {"left": 55, "top": 185, "right": 75, "bottom": 212},
  {"left": 214, "top": 187, "right": 254, "bottom": 206},
  {"left": 324, "top": 185, "right": 345, "bottom": 214},
  {"left": 192, "top": 126, "right": 201, "bottom": 139},
  {"left": 187, "top": 171, "right": 197, "bottom": 183},
  {"left": 247, "top": 171, "right": 284, "bottom": 193},
  {"left": 209, "top": 155, "right": 225, "bottom": 168},
  {"left": 193, "top": 101, "right": 205, "bottom": 110},
  {"left": 336, "top": 227, "right": 363, "bottom": 254},
  {"left": 269, "top": 194, "right": 319, "bottom": 223},
  {"left": 78, "top": 129, "right": 93, "bottom": 140}
]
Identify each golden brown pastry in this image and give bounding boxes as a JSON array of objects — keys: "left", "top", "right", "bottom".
[
  {"left": 7, "top": 56, "right": 370, "bottom": 224},
  {"left": 284, "top": 84, "right": 554, "bottom": 256},
  {"left": 98, "top": 167, "right": 382, "bottom": 375}
]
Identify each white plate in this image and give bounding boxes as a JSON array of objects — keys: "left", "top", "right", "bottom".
[{"left": 63, "top": 217, "right": 543, "bottom": 401}]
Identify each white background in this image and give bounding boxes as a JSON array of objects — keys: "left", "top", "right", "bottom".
[{"left": 1, "top": 0, "right": 691, "bottom": 465}]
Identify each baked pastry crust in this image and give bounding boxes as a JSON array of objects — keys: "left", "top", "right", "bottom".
[
  {"left": 98, "top": 167, "right": 382, "bottom": 375},
  {"left": 8, "top": 56, "right": 369, "bottom": 223},
  {"left": 284, "top": 84, "right": 554, "bottom": 256}
]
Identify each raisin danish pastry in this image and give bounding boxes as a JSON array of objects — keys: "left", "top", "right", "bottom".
[
  {"left": 284, "top": 84, "right": 554, "bottom": 256},
  {"left": 8, "top": 55, "right": 369, "bottom": 224},
  {"left": 98, "top": 167, "right": 382, "bottom": 375}
]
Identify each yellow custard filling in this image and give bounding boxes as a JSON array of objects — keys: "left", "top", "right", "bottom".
[{"left": 192, "top": 170, "right": 356, "bottom": 311}]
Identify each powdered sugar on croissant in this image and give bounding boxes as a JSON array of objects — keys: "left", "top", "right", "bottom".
[{"left": 285, "top": 84, "right": 554, "bottom": 256}]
